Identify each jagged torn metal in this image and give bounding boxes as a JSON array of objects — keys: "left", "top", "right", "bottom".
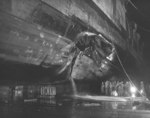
[{"left": 42, "top": 31, "right": 116, "bottom": 80}]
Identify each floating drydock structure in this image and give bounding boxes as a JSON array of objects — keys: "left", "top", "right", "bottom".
[{"left": 0, "top": 0, "right": 143, "bottom": 82}]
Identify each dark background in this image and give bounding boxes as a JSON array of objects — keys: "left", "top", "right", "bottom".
[
  {"left": 127, "top": 0, "right": 150, "bottom": 81},
  {"left": 127, "top": 0, "right": 150, "bottom": 64}
]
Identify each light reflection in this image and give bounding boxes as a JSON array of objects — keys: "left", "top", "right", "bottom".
[
  {"left": 132, "top": 106, "right": 137, "bottom": 110},
  {"left": 132, "top": 94, "right": 136, "bottom": 98},
  {"left": 40, "top": 32, "right": 44, "bottom": 38}
]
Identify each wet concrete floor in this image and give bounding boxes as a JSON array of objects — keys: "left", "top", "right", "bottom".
[{"left": 0, "top": 96, "right": 150, "bottom": 118}]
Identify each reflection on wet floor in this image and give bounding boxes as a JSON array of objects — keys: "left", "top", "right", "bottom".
[{"left": 1, "top": 96, "right": 150, "bottom": 118}]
